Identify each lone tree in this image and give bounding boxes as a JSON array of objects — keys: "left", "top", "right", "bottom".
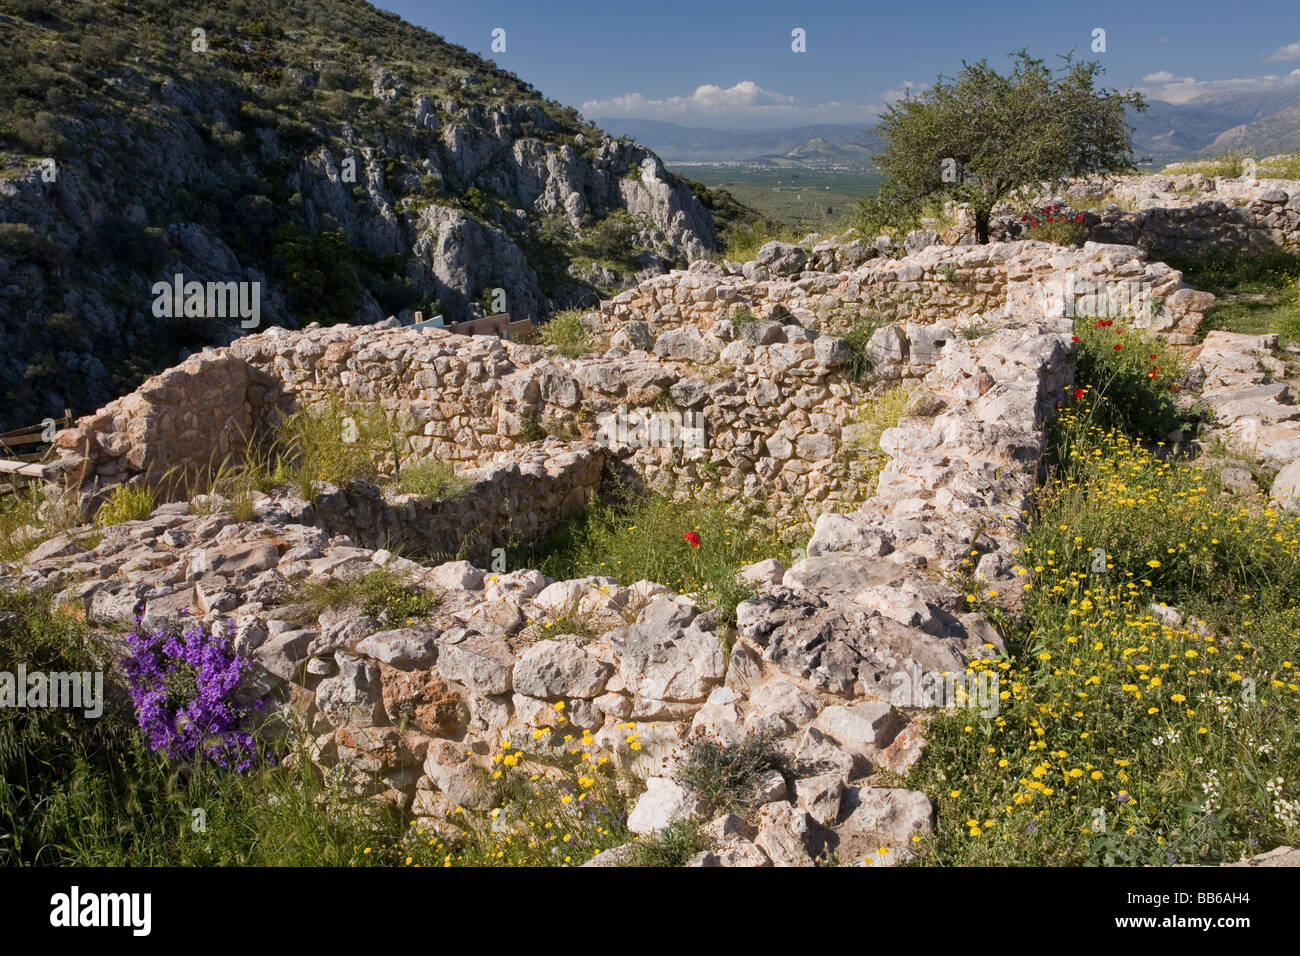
[{"left": 863, "top": 52, "right": 1145, "bottom": 243}]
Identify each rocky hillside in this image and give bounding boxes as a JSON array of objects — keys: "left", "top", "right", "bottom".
[
  {"left": 0, "top": 0, "right": 717, "bottom": 430},
  {"left": 1210, "top": 103, "right": 1300, "bottom": 156}
]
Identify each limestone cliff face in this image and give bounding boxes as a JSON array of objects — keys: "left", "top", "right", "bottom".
[{"left": 0, "top": 0, "right": 716, "bottom": 429}]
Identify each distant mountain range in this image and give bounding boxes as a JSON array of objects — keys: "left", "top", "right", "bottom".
[
  {"left": 592, "top": 119, "right": 882, "bottom": 166},
  {"left": 597, "top": 90, "right": 1300, "bottom": 167}
]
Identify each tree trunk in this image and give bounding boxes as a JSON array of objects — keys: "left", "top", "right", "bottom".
[{"left": 975, "top": 208, "right": 991, "bottom": 244}]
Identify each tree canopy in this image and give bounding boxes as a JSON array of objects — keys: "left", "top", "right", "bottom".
[{"left": 862, "top": 51, "right": 1146, "bottom": 242}]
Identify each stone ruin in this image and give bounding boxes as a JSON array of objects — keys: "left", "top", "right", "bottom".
[
  {"left": 45, "top": 239, "right": 1214, "bottom": 527},
  {"left": 12, "top": 190, "right": 1300, "bottom": 863},
  {"left": 994, "top": 170, "right": 1300, "bottom": 255}
]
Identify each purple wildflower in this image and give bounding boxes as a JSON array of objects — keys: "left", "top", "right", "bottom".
[{"left": 121, "top": 609, "right": 263, "bottom": 772}]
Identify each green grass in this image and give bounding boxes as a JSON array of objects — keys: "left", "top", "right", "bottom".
[
  {"left": 1169, "top": 248, "right": 1300, "bottom": 295},
  {"left": 1166, "top": 248, "right": 1300, "bottom": 347},
  {"left": 729, "top": 305, "right": 759, "bottom": 332},
  {"left": 1161, "top": 150, "right": 1254, "bottom": 178},
  {"left": 1023, "top": 218, "right": 1087, "bottom": 246},
  {"left": 528, "top": 606, "right": 605, "bottom": 643},
  {"left": 155, "top": 399, "right": 468, "bottom": 517},
  {"left": 298, "top": 567, "right": 441, "bottom": 624},
  {"left": 535, "top": 309, "right": 593, "bottom": 359},
  {"left": 395, "top": 459, "right": 468, "bottom": 499},
  {"left": 0, "top": 484, "right": 51, "bottom": 562},
  {"left": 508, "top": 488, "right": 803, "bottom": 622},
  {"left": 627, "top": 818, "right": 704, "bottom": 867},
  {"left": 846, "top": 382, "right": 918, "bottom": 498},
  {"left": 384, "top": 738, "right": 632, "bottom": 867},
  {"left": 909, "top": 393, "right": 1300, "bottom": 865},
  {"left": 95, "top": 482, "right": 155, "bottom": 526},
  {"left": 1258, "top": 155, "right": 1300, "bottom": 179},
  {"left": 1162, "top": 149, "right": 1300, "bottom": 180},
  {"left": 269, "top": 397, "right": 404, "bottom": 499},
  {"left": 718, "top": 220, "right": 803, "bottom": 264},
  {"left": 1072, "top": 316, "right": 1187, "bottom": 444}
]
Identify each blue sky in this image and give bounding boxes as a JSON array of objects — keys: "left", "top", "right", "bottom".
[{"left": 377, "top": 0, "right": 1300, "bottom": 128}]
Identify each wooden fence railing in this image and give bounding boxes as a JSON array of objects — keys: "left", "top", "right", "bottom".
[{"left": 0, "top": 410, "right": 72, "bottom": 489}]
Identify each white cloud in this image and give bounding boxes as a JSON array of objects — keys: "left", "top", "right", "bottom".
[
  {"left": 581, "top": 80, "right": 882, "bottom": 125},
  {"left": 1142, "top": 71, "right": 1189, "bottom": 83},
  {"left": 1264, "top": 41, "right": 1300, "bottom": 62},
  {"left": 881, "top": 81, "right": 931, "bottom": 104},
  {"left": 1137, "top": 69, "right": 1300, "bottom": 104}
]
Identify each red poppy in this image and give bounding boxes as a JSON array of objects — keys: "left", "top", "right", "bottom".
[
  {"left": 1095, "top": 320, "right": 1106, "bottom": 328},
  {"left": 1071, "top": 335, "right": 1081, "bottom": 342},
  {"left": 683, "top": 531, "right": 701, "bottom": 548},
  {"left": 1047, "top": 217, "right": 1056, "bottom": 223},
  {"left": 1073, "top": 388, "right": 1085, "bottom": 400},
  {"left": 1148, "top": 371, "right": 1157, "bottom": 379},
  {"left": 1114, "top": 344, "right": 1123, "bottom": 351}
]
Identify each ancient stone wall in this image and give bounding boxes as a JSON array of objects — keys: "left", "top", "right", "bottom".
[
  {"left": 1002, "top": 174, "right": 1300, "bottom": 254},
  {"left": 46, "top": 350, "right": 286, "bottom": 492},
  {"left": 44, "top": 239, "right": 1212, "bottom": 552},
  {"left": 49, "top": 312, "right": 866, "bottom": 524},
  {"left": 598, "top": 240, "right": 1213, "bottom": 344},
  {"left": 308, "top": 441, "right": 604, "bottom": 564}
]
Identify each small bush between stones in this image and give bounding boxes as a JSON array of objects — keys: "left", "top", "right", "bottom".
[
  {"left": 300, "top": 568, "right": 440, "bottom": 625},
  {"left": 627, "top": 818, "right": 704, "bottom": 867},
  {"left": 519, "top": 417, "right": 547, "bottom": 443},
  {"left": 676, "top": 734, "right": 791, "bottom": 817},
  {"left": 537, "top": 309, "right": 591, "bottom": 358},
  {"left": 841, "top": 313, "right": 882, "bottom": 383},
  {"left": 848, "top": 383, "right": 919, "bottom": 497},
  {"left": 729, "top": 305, "right": 759, "bottom": 331}
]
